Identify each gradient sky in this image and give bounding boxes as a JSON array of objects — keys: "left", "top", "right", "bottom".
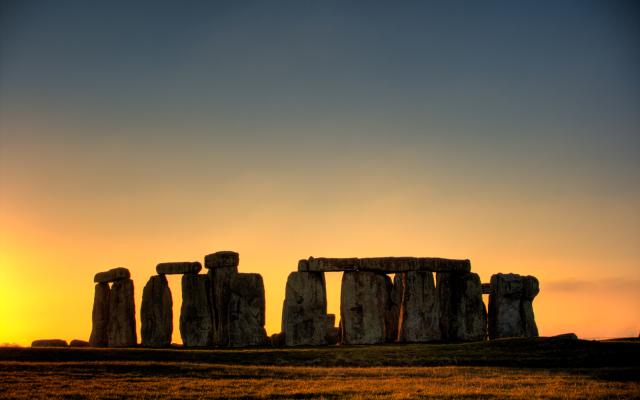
[{"left": 1, "top": 0, "right": 639, "bottom": 346}]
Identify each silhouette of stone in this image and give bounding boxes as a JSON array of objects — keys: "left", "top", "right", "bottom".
[
  {"left": 180, "top": 274, "right": 213, "bottom": 347},
  {"left": 550, "top": 333, "right": 578, "bottom": 340},
  {"left": 282, "top": 271, "right": 331, "bottom": 346},
  {"left": 481, "top": 283, "right": 491, "bottom": 294},
  {"left": 31, "top": 339, "right": 68, "bottom": 347},
  {"left": 227, "top": 273, "right": 268, "bottom": 347},
  {"left": 270, "top": 332, "right": 286, "bottom": 347},
  {"left": 205, "top": 251, "right": 239, "bottom": 269},
  {"left": 340, "top": 271, "right": 392, "bottom": 345},
  {"left": 107, "top": 278, "right": 137, "bottom": 347},
  {"left": 488, "top": 273, "right": 539, "bottom": 339},
  {"left": 69, "top": 339, "right": 89, "bottom": 347},
  {"left": 89, "top": 282, "right": 110, "bottom": 347},
  {"left": 437, "top": 272, "right": 487, "bottom": 341},
  {"left": 141, "top": 275, "right": 173, "bottom": 347},
  {"left": 94, "top": 267, "right": 130, "bottom": 283},
  {"left": 156, "top": 262, "right": 202, "bottom": 275},
  {"left": 299, "top": 257, "right": 471, "bottom": 273},
  {"left": 396, "top": 271, "right": 441, "bottom": 342}
]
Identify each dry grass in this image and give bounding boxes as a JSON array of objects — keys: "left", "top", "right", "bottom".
[{"left": 0, "top": 361, "right": 638, "bottom": 399}]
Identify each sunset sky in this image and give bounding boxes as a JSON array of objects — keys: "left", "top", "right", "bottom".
[{"left": 1, "top": 1, "right": 638, "bottom": 346}]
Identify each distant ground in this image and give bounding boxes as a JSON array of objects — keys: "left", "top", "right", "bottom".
[{"left": 1, "top": 338, "right": 639, "bottom": 399}]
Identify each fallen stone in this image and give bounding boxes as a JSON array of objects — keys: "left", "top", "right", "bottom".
[
  {"left": 397, "top": 271, "right": 441, "bottom": 342},
  {"left": 437, "top": 272, "right": 487, "bottom": 341},
  {"left": 208, "top": 264, "right": 238, "bottom": 346},
  {"left": 69, "top": 339, "right": 89, "bottom": 347},
  {"left": 282, "top": 271, "right": 331, "bottom": 346},
  {"left": 550, "top": 333, "right": 578, "bottom": 340},
  {"left": 180, "top": 274, "right": 213, "bottom": 347},
  {"left": 107, "top": 278, "right": 137, "bottom": 347},
  {"left": 94, "top": 267, "right": 130, "bottom": 283},
  {"left": 299, "top": 257, "right": 471, "bottom": 273},
  {"left": 31, "top": 339, "right": 68, "bottom": 347},
  {"left": 205, "top": 251, "right": 239, "bottom": 269},
  {"left": 340, "top": 271, "right": 392, "bottom": 345},
  {"left": 156, "top": 262, "right": 202, "bottom": 275},
  {"left": 227, "top": 273, "right": 268, "bottom": 347},
  {"left": 488, "top": 273, "right": 539, "bottom": 340},
  {"left": 89, "top": 282, "right": 110, "bottom": 347},
  {"left": 141, "top": 275, "right": 173, "bottom": 347}
]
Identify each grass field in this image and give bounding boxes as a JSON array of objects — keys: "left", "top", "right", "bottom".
[{"left": 1, "top": 338, "right": 639, "bottom": 399}]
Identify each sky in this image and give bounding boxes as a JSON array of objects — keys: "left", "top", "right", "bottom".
[{"left": 0, "top": 0, "right": 639, "bottom": 346}]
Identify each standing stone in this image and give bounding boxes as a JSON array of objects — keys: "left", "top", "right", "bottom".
[
  {"left": 107, "top": 279, "right": 137, "bottom": 347},
  {"left": 141, "top": 275, "right": 173, "bottom": 347},
  {"left": 89, "top": 282, "right": 110, "bottom": 347},
  {"left": 227, "top": 273, "right": 268, "bottom": 347},
  {"left": 398, "top": 271, "right": 441, "bottom": 342},
  {"left": 205, "top": 251, "right": 239, "bottom": 347},
  {"left": 488, "top": 273, "right": 539, "bottom": 339},
  {"left": 281, "top": 271, "right": 331, "bottom": 346},
  {"left": 180, "top": 274, "right": 213, "bottom": 347},
  {"left": 340, "top": 271, "right": 391, "bottom": 345},
  {"left": 437, "top": 272, "right": 487, "bottom": 342}
]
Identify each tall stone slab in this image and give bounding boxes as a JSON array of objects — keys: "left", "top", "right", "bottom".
[
  {"left": 397, "top": 271, "right": 441, "bottom": 342},
  {"left": 437, "top": 272, "right": 487, "bottom": 342},
  {"left": 89, "top": 282, "right": 110, "bottom": 347},
  {"left": 180, "top": 274, "right": 213, "bottom": 347},
  {"left": 141, "top": 275, "right": 173, "bottom": 347},
  {"left": 281, "top": 271, "right": 331, "bottom": 346},
  {"left": 488, "top": 273, "right": 539, "bottom": 339},
  {"left": 340, "top": 271, "right": 391, "bottom": 345},
  {"left": 107, "top": 279, "right": 137, "bottom": 347},
  {"left": 205, "top": 251, "right": 239, "bottom": 347},
  {"left": 227, "top": 273, "right": 268, "bottom": 347}
]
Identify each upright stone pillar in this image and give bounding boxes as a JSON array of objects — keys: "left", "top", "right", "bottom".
[
  {"left": 89, "top": 282, "right": 110, "bottom": 347},
  {"left": 205, "top": 251, "right": 239, "bottom": 346},
  {"left": 227, "top": 273, "right": 268, "bottom": 347},
  {"left": 282, "top": 271, "right": 331, "bottom": 346},
  {"left": 397, "top": 271, "right": 441, "bottom": 342},
  {"left": 141, "top": 275, "right": 173, "bottom": 347},
  {"left": 437, "top": 272, "right": 487, "bottom": 342},
  {"left": 340, "top": 271, "right": 391, "bottom": 345},
  {"left": 488, "top": 273, "right": 539, "bottom": 339},
  {"left": 107, "top": 278, "right": 137, "bottom": 347},
  {"left": 180, "top": 274, "right": 213, "bottom": 347}
]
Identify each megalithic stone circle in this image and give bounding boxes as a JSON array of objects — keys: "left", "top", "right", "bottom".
[
  {"left": 141, "top": 274, "right": 173, "bottom": 347},
  {"left": 107, "top": 278, "right": 137, "bottom": 347},
  {"left": 89, "top": 282, "right": 110, "bottom": 347},
  {"left": 180, "top": 273, "right": 213, "bottom": 347}
]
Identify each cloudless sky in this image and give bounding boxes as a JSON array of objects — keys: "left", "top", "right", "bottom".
[{"left": 1, "top": 0, "right": 639, "bottom": 345}]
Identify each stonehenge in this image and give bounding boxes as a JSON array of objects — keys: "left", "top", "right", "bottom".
[{"left": 89, "top": 252, "right": 540, "bottom": 348}]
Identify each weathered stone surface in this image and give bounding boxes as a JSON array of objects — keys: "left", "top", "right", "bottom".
[
  {"left": 227, "top": 273, "right": 268, "bottom": 347},
  {"left": 300, "top": 257, "right": 471, "bottom": 273},
  {"left": 205, "top": 251, "right": 239, "bottom": 269},
  {"left": 488, "top": 273, "right": 539, "bottom": 340},
  {"left": 69, "top": 339, "right": 89, "bottom": 347},
  {"left": 107, "top": 279, "right": 137, "bottom": 347},
  {"left": 397, "top": 271, "right": 441, "bottom": 342},
  {"left": 141, "top": 275, "right": 173, "bottom": 347},
  {"left": 32, "top": 339, "right": 68, "bottom": 347},
  {"left": 94, "top": 267, "right": 130, "bottom": 283},
  {"left": 180, "top": 274, "right": 213, "bottom": 347},
  {"left": 437, "top": 272, "right": 487, "bottom": 341},
  {"left": 156, "top": 262, "right": 202, "bottom": 275},
  {"left": 89, "top": 282, "right": 110, "bottom": 347},
  {"left": 340, "top": 271, "right": 392, "bottom": 345},
  {"left": 208, "top": 265, "right": 238, "bottom": 346},
  {"left": 282, "top": 271, "right": 331, "bottom": 346}
]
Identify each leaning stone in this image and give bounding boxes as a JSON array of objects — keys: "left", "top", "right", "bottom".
[
  {"left": 89, "top": 282, "right": 110, "bottom": 347},
  {"left": 69, "top": 339, "right": 89, "bottom": 347},
  {"left": 208, "top": 265, "right": 238, "bottom": 346},
  {"left": 94, "top": 267, "right": 130, "bottom": 283},
  {"left": 156, "top": 262, "right": 202, "bottom": 275},
  {"left": 488, "top": 273, "right": 539, "bottom": 339},
  {"left": 180, "top": 274, "right": 213, "bottom": 347},
  {"left": 340, "top": 271, "right": 391, "bottom": 345},
  {"left": 227, "top": 273, "right": 268, "bottom": 347},
  {"left": 107, "top": 278, "right": 137, "bottom": 347},
  {"left": 282, "top": 271, "right": 331, "bottom": 346},
  {"left": 397, "top": 271, "right": 441, "bottom": 342},
  {"left": 141, "top": 275, "right": 173, "bottom": 347},
  {"left": 32, "top": 339, "right": 68, "bottom": 347},
  {"left": 205, "top": 251, "right": 239, "bottom": 269}
]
